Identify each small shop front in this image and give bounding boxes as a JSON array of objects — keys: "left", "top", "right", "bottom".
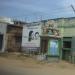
[{"left": 40, "top": 35, "right": 62, "bottom": 61}]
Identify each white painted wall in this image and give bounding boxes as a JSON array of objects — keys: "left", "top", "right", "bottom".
[
  {"left": 22, "top": 22, "right": 42, "bottom": 52},
  {"left": 0, "top": 23, "right": 7, "bottom": 52}
]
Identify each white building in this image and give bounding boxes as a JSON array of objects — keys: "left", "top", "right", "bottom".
[{"left": 0, "top": 17, "right": 14, "bottom": 52}]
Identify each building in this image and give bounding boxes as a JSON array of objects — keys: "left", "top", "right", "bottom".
[
  {"left": 40, "top": 20, "right": 62, "bottom": 61},
  {"left": 6, "top": 24, "right": 23, "bottom": 52},
  {"left": 46, "top": 17, "right": 75, "bottom": 63},
  {"left": 57, "top": 17, "right": 75, "bottom": 63},
  {"left": 0, "top": 17, "right": 24, "bottom": 52},
  {"left": 22, "top": 17, "right": 75, "bottom": 62},
  {"left": 1, "top": 16, "right": 75, "bottom": 63},
  {"left": 22, "top": 20, "right": 62, "bottom": 61},
  {"left": 0, "top": 17, "right": 14, "bottom": 52}
]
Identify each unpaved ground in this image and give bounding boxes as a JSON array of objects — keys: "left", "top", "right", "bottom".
[{"left": 0, "top": 53, "right": 75, "bottom": 75}]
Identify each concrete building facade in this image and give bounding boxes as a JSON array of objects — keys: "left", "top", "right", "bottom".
[
  {"left": 22, "top": 20, "right": 61, "bottom": 60},
  {"left": 0, "top": 17, "right": 23, "bottom": 52},
  {"left": 26, "top": 17, "right": 75, "bottom": 61},
  {"left": 47, "top": 17, "right": 75, "bottom": 62},
  {"left": 0, "top": 23, "right": 7, "bottom": 52}
]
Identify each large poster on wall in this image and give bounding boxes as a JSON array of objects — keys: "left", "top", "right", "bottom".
[
  {"left": 48, "top": 39, "right": 59, "bottom": 56},
  {"left": 22, "top": 23, "right": 41, "bottom": 51}
]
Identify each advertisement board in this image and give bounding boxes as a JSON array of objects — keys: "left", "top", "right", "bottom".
[
  {"left": 48, "top": 39, "right": 59, "bottom": 56},
  {"left": 22, "top": 22, "right": 41, "bottom": 51}
]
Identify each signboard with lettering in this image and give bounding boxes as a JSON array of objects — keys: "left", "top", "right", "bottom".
[
  {"left": 22, "top": 23, "right": 42, "bottom": 51},
  {"left": 48, "top": 39, "right": 59, "bottom": 56}
]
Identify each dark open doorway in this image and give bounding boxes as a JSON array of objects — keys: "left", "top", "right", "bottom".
[
  {"left": 41, "top": 39, "right": 48, "bottom": 54},
  {"left": 0, "top": 34, "right": 3, "bottom": 50},
  {"left": 62, "top": 40, "right": 71, "bottom": 61}
]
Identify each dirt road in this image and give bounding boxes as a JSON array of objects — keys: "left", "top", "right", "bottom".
[{"left": 0, "top": 54, "right": 75, "bottom": 75}]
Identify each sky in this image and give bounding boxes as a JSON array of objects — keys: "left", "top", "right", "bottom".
[{"left": 0, "top": 0, "right": 75, "bottom": 22}]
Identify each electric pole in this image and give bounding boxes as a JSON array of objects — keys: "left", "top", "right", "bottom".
[{"left": 71, "top": 4, "right": 75, "bottom": 14}]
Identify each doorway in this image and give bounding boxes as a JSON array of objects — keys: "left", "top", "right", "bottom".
[
  {"left": 41, "top": 39, "right": 48, "bottom": 54},
  {"left": 62, "top": 41, "right": 71, "bottom": 61},
  {"left": 0, "top": 34, "right": 3, "bottom": 51}
]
